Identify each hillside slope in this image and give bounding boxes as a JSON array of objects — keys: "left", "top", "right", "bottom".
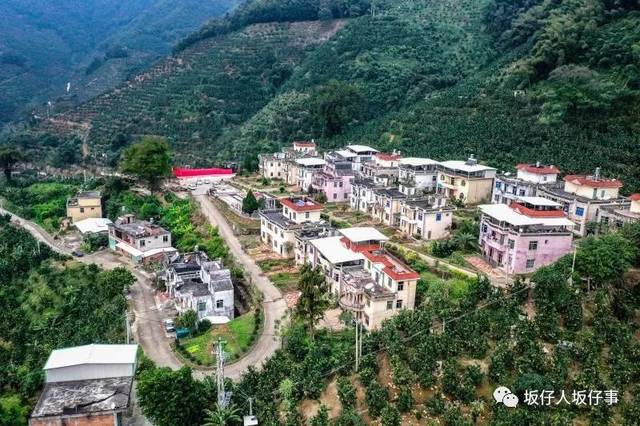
[
  {"left": 0, "top": 0, "right": 239, "bottom": 129},
  {"left": 20, "top": 0, "right": 640, "bottom": 191}
]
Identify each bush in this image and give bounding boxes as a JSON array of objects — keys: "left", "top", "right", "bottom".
[{"left": 197, "top": 319, "right": 211, "bottom": 332}]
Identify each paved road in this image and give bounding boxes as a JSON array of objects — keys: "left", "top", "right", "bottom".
[{"left": 194, "top": 194, "right": 287, "bottom": 379}]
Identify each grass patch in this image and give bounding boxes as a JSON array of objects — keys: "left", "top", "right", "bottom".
[
  {"left": 258, "top": 258, "right": 294, "bottom": 273},
  {"left": 269, "top": 271, "right": 300, "bottom": 290},
  {"left": 178, "top": 311, "right": 258, "bottom": 365}
]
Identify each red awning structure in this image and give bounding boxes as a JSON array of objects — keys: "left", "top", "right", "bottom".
[{"left": 173, "top": 167, "right": 233, "bottom": 178}]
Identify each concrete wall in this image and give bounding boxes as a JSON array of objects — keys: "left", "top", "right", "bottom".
[
  {"left": 67, "top": 204, "right": 102, "bottom": 223},
  {"left": 420, "top": 210, "right": 452, "bottom": 240},
  {"left": 517, "top": 170, "right": 557, "bottom": 184},
  {"left": 565, "top": 181, "right": 620, "bottom": 200},
  {"left": 30, "top": 413, "right": 118, "bottom": 426},
  {"left": 260, "top": 219, "right": 295, "bottom": 258},
  {"left": 46, "top": 364, "right": 134, "bottom": 383}
]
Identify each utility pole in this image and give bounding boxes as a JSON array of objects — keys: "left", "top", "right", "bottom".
[
  {"left": 568, "top": 247, "right": 577, "bottom": 286},
  {"left": 355, "top": 319, "right": 359, "bottom": 372},
  {"left": 125, "top": 311, "right": 131, "bottom": 344},
  {"left": 216, "top": 338, "right": 230, "bottom": 408}
]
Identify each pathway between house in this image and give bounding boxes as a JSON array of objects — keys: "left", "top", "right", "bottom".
[{"left": 193, "top": 194, "right": 287, "bottom": 380}]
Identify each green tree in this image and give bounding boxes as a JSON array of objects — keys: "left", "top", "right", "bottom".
[
  {"left": 202, "top": 404, "right": 242, "bottom": 426},
  {"left": 0, "top": 147, "right": 23, "bottom": 184},
  {"left": 365, "top": 380, "right": 388, "bottom": 418},
  {"left": 312, "top": 80, "right": 363, "bottom": 137},
  {"left": 576, "top": 234, "right": 637, "bottom": 289},
  {"left": 137, "top": 366, "right": 205, "bottom": 426},
  {"left": 380, "top": 404, "right": 401, "bottom": 426},
  {"left": 310, "top": 405, "right": 330, "bottom": 426},
  {"left": 0, "top": 395, "right": 28, "bottom": 426},
  {"left": 119, "top": 137, "right": 172, "bottom": 191},
  {"left": 242, "top": 190, "right": 260, "bottom": 214},
  {"left": 176, "top": 309, "right": 198, "bottom": 330},
  {"left": 294, "top": 264, "right": 329, "bottom": 339},
  {"left": 337, "top": 376, "right": 357, "bottom": 410}
]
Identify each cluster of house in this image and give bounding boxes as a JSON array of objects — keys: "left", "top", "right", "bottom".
[
  {"left": 65, "top": 192, "right": 236, "bottom": 324},
  {"left": 257, "top": 142, "right": 640, "bottom": 328}
]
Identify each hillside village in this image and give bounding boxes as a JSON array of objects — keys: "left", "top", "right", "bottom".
[
  {"left": 2, "top": 0, "right": 640, "bottom": 425},
  {"left": 0, "top": 133, "right": 639, "bottom": 425}
]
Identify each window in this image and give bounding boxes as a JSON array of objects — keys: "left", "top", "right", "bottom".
[
  {"left": 386, "top": 301, "right": 393, "bottom": 310},
  {"left": 375, "top": 272, "right": 380, "bottom": 283},
  {"left": 305, "top": 212, "right": 310, "bottom": 219},
  {"left": 79, "top": 207, "right": 85, "bottom": 213},
  {"left": 344, "top": 193, "right": 348, "bottom": 199},
  {"left": 526, "top": 259, "right": 535, "bottom": 269},
  {"left": 397, "top": 282, "right": 404, "bottom": 291},
  {"left": 387, "top": 277, "right": 392, "bottom": 287},
  {"left": 529, "top": 241, "right": 538, "bottom": 250},
  {"left": 418, "top": 213, "right": 423, "bottom": 221},
  {"left": 396, "top": 300, "right": 403, "bottom": 309},
  {"left": 216, "top": 299, "right": 224, "bottom": 309},
  {"left": 575, "top": 207, "right": 585, "bottom": 217},
  {"left": 495, "top": 181, "right": 501, "bottom": 189},
  {"left": 460, "top": 180, "right": 466, "bottom": 186},
  {"left": 198, "top": 301, "right": 207, "bottom": 311},
  {"left": 140, "top": 240, "right": 146, "bottom": 247},
  {"left": 519, "top": 189, "right": 526, "bottom": 196},
  {"left": 163, "top": 235, "right": 169, "bottom": 243},
  {"left": 508, "top": 239, "right": 515, "bottom": 249},
  {"left": 333, "top": 193, "right": 337, "bottom": 200},
  {"left": 436, "top": 213, "right": 442, "bottom": 222},
  {"left": 482, "top": 224, "right": 488, "bottom": 233}
]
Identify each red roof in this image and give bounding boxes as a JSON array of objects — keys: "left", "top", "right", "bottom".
[
  {"left": 516, "top": 164, "right": 560, "bottom": 174},
  {"left": 293, "top": 140, "right": 316, "bottom": 147},
  {"left": 564, "top": 175, "right": 622, "bottom": 189},
  {"left": 173, "top": 167, "right": 233, "bottom": 178},
  {"left": 361, "top": 250, "right": 420, "bottom": 281},
  {"left": 630, "top": 194, "right": 640, "bottom": 201},
  {"left": 510, "top": 203, "right": 566, "bottom": 218},
  {"left": 376, "top": 153, "right": 402, "bottom": 161},
  {"left": 280, "top": 197, "right": 323, "bottom": 212}
]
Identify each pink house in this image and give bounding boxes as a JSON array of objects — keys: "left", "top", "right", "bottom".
[
  {"left": 313, "top": 158, "right": 355, "bottom": 202},
  {"left": 479, "top": 196, "right": 574, "bottom": 274}
]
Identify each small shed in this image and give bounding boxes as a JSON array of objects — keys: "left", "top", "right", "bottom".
[{"left": 43, "top": 344, "right": 138, "bottom": 383}]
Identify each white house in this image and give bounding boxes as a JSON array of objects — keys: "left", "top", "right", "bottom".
[
  {"left": 493, "top": 162, "right": 560, "bottom": 205},
  {"left": 296, "top": 157, "right": 326, "bottom": 191},
  {"left": 108, "top": 214, "right": 176, "bottom": 263},
  {"left": 164, "top": 251, "right": 234, "bottom": 323},
  {"left": 398, "top": 157, "right": 439, "bottom": 196},
  {"left": 399, "top": 196, "right": 454, "bottom": 240}
]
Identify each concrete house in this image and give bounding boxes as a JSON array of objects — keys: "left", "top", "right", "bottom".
[
  {"left": 599, "top": 193, "right": 640, "bottom": 228},
  {"left": 398, "top": 157, "right": 439, "bottom": 196},
  {"left": 350, "top": 178, "right": 383, "bottom": 215},
  {"left": 538, "top": 168, "right": 627, "bottom": 236},
  {"left": 66, "top": 191, "right": 103, "bottom": 223},
  {"left": 371, "top": 187, "right": 406, "bottom": 227},
  {"left": 313, "top": 153, "right": 355, "bottom": 202},
  {"left": 30, "top": 344, "right": 138, "bottom": 426},
  {"left": 493, "top": 163, "right": 560, "bottom": 205},
  {"left": 437, "top": 156, "right": 496, "bottom": 204},
  {"left": 296, "top": 157, "right": 326, "bottom": 191},
  {"left": 361, "top": 152, "right": 403, "bottom": 187},
  {"left": 259, "top": 197, "right": 324, "bottom": 257},
  {"left": 307, "top": 227, "right": 419, "bottom": 330},
  {"left": 108, "top": 214, "right": 176, "bottom": 264},
  {"left": 164, "top": 251, "right": 234, "bottom": 322},
  {"left": 344, "top": 145, "right": 379, "bottom": 173},
  {"left": 479, "top": 197, "right": 574, "bottom": 274},
  {"left": 399, "top": 196, "right": 454, "bottom": 240}
]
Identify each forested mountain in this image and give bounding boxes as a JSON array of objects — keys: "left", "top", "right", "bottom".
[
  {"left": 11, "top": 0, "right": 640, "bottom": 191},
  {"left": 0, "top": 0, "right": 239, "bottom": 130}
]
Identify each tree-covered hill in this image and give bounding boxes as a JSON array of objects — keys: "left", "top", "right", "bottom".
[
  {"left": 0, "top": 0, "right": 240, "bottom": 130},
  {"left": 16, "top": 0, "right": 640, "bottom": 191}
]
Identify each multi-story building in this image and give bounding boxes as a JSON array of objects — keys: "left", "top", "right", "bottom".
[
  {"left": 350, "top": 178, "right": 383, "bottom": 215},
  {"left": 599, "top": 193, "right": 640, "bottom": 229},
  {"left": 398, "top": 157, "right": 439, "bottom": 196},
  {"left": 296, "top": 157, "right": 326, "bottom": 191},
  {"left": 479, "top": 197, "right": 574, "bottom": 274},
  {"left": 344, "top": 145, "right": 379, "bottom": 173},
  {"left": 294, "top": 223, "right": 338, "bottom": 265},
  {"left": 259, "top": 197, "right": 324, "bottom": 257},
  {"left": 372, "top": 187, "right": 406, "bottom": 227},
  {"left": 259, "top": 140, "right": 319, "bottom": 181},
  {"left": 259, "top": 151, "right": 288, "bottom": 179},
  {"left": 313, "top": 155, "right": 355, "bottom": 202},
  {"left": 437, "top": 156, "right": 497, "bottom": 204},
  {"left": 163, "top": 251, "right": 235, "bottom": 322},
  {"left": 292, "top": 140, "right": 317, "bottom": 155},
  {"left": 66, "top": 191, "right": 103, "bottom": 223},
  {"left": 538, "top": 169, "right": 627, "bottom": 236},
  {"left": 308, "top": 227, "right": 419, "bottom": 329},
  {"left": 399, "top": 196, "right": 454, "bottom": 240},
  {"left": 493, "top": 162, "right": 560, "bottom": 205},
  {"left": 108, "top": 214, "right": 176, "bottom": 263},
  {"left": 362, "top": 152, "right": 402, "bottom": 187}
]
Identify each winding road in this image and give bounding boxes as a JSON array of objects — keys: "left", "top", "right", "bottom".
[
  {"left": 193, "top": 193, "right": 287, "bottom": 379},
  {"left": 1, "top": 192, "right": 287, "bottom": 381}
]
